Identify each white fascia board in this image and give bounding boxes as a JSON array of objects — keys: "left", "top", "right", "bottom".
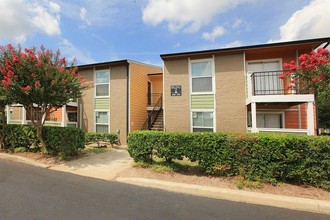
[{"left": 250, "top": 94, "right": 314, "bottom": 103}]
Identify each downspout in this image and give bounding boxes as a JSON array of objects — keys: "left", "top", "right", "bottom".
[{"left": 126, "top": 63, "right": 130, "bottom": 139}]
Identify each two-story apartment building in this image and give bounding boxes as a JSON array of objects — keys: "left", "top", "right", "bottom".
[
  {"left": 77, "top": 60, "right": 162, "bottom": 143},
  {"left": 160, "top": 37, "right": 330, "bottom": 135},
  {"left": 7, "top": 37, "right": 329, "bottom": 142},
  {"left": 7, "top": 60, "right": 162, "bottom": 144}
]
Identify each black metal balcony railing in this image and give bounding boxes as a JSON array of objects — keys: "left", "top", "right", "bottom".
[
  {"left": 141, "top": 93, "right": 162, "bottom": 130},
  {"left": 147, "top": 93, "right": 162, "bottom": 107},
  {"left": 251, "top": 70, "right": 305, "bottom": 95}
]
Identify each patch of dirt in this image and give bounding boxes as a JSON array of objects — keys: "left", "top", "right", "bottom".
[
  {"left": 12, "top": 152, "right": 60, "bottom": 166},
  {"left": 118, "top": 166, "right": 330, "bottom": 201}
]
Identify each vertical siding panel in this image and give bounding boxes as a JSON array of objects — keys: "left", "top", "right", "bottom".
[{"left": 130, "top": 63, "right": 162, "bottom": 131}]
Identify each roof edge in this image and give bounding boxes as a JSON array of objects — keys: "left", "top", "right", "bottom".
[{"left": 160, "top": 37, "right": 330, "bottom": 59}]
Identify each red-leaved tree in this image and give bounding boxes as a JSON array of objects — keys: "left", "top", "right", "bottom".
[
  {"left": 280, "top": 48, "right": 330, "bottom": 134},
  {"left": 280, "top": 48, "right": 330, "bottom": 93},
  {"left": 0, "top": 44, "right": 89, "bottom": 151}
]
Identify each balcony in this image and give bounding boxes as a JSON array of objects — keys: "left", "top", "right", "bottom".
[{"left": 246, "top": 70, "right": 314, "bottom": 104}]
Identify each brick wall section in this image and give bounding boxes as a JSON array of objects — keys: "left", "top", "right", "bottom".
[
  {"left": 215, "top": 53, "right": 247, "bottom": 132},
  {"left": 163, "top": 59, "right": 190, "bottom": 132},
  {"left": 109, "top": 65, "right": 128, "bottom": 144},
  {"left": 79, "top": 68, "right": 94, "bottom": 132}
]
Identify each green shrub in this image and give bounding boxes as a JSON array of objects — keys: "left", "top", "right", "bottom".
[
  {"left": 43, "top": 126, "right": 85, "bottom": 159},
  {"left": 3, "top": 124, "right": 38, "bottom": 151},
  {"left": 2, "top": 124, "right": 85, "bottom": 159},
  {"left": 85, "top": 132, "right": 119, "bottom": 147},
  {"left": 127, "top": 131, "right": 330, "bottom": 190}
]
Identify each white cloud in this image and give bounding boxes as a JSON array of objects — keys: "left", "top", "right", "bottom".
[
  {"left": 202, "top": 26, "right": 225, "bottom": 41},
  {"left": 271, "top": 0, "right": 330, "bottom": 42},
  {"left": 58, "top": 39, "right": 95, "bottom": 65},
  {"left": 0, "top": 0, "right": 61, "bottom": 43},
  {"left": 142, "top": 0, "right": 251, "bottom": 32},
  {"left": 59, "top": 0, "right": 121, "bottom": 27},
  {"left": 224, "top": 40, "right": 243, "bottom": 48},
  {"left": 232, "top": 19, "right": 243, "bottom": 29}
]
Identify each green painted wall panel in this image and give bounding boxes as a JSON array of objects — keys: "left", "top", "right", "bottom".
[
  {"left": 191, "top": 94, "right": 214, "bottom": 109},
  {"left": 95, "top": 98, "right": 110, "bottom": 109}
]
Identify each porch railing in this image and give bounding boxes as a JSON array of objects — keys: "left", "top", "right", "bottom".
[
  {"left": 251, "top": 70, "right": 306, "bottom": 95},
  {"left": 147, "top": 93, "right": 162, "bottom": 107},
  {"left": 141, "top": 93, "right": 162, "bottom": 130}
]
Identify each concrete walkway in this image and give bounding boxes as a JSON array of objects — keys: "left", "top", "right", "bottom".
[
  {"left": 50, "top": 149, "right": 132, "bottom": 180},
  {"left": 1, "top": 149, "right": 330, "bottom": 215}
]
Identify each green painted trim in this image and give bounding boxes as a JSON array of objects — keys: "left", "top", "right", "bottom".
[
  {"left": 95, "top": 98, "right": 110, "bottom": 109},
  {"left": 191, "top": 94, "right": 214, "bottom": 109}
]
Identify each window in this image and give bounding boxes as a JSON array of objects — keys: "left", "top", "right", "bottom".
[
  {"left": 95, "top": 111, "right": 109, "bottom": 132},
  {"left": 67, "top": 112, "right": 77, "bottom": 122},
  {"left": 95, "top": 70, "right": 109, "bottom": 97},
  {"left": 192, "top": 112, "right": 214, "bottom": 132},
  {"left": 191, "top": 60, "right": 213, "bottom": 93},
  {"left": 256, "top": 113, "right": 282, "bottom": 128}
]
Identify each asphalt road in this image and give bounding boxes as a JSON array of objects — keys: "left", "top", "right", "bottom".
[{"left": 0, "top": 160, "right": 328, "bottom": 220}]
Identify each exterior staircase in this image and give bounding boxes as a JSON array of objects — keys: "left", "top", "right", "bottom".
[{"left": 150, "top": 110, "right": 163, "bottom": 131}]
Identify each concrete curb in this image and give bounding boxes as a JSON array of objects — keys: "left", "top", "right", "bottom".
[
  {"left": 0, "top": 153, "right": 50, "bottom": 168},
  {"left": 116, "top": 177, "right": 330, "bottom": 215}
]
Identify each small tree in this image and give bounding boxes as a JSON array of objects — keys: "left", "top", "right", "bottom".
[
  {"left": 280, "top": 48, "right": 330, "bottom": 93},
  {"left": 0, "top": 44, "right": 89, "bottom": 151},
  {"left": 280, "top": 48, "right": 330, "bottom": 134}
]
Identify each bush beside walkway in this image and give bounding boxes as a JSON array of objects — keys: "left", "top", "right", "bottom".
[{"left": 128, "top": 131, "right": 330, "bottom": 190}]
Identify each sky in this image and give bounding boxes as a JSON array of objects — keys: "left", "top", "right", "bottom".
[{"left": 0, "top": 0, "right": 329, "bottom": 67}]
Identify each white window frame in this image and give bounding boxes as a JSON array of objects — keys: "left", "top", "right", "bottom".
[
  {"left": 94, "top": 69, "right": 110, "bottom": 98},
  {"left": 94, "top": 110, "right": 110, "bottom": 133},
  {"left": 189, "top": 58, "right": 215, "bottom": 95},
  {"left": 248, "top": 110, "right": 285, "bottom": 129},
  {"left": 191, "top": 110, "right": 215, "bottom": 132}
]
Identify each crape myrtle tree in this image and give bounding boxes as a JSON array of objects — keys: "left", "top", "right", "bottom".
[
  {"left": 280, "top": 48, "right": 330, "bottom": 133},
  {"left": 0, "top": 44, "right": 89, "bottom": 151}
]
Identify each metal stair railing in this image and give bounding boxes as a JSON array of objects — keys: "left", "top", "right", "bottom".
[{"left": 141, "top": 94, "right": 162, "bottom": 130}]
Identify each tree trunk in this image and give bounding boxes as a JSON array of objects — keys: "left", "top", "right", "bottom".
[
  {"left": 36, "top": 125, "right": 47, "bottom": 153},
  {"left": 0, "top": 106, "right": 6, "bottom": 150}
]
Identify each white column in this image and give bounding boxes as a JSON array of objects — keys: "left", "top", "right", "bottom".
[
  {"left": 247, "top": 72, "right": 253, "bottom": 99},
  {"left": 6, "top": 105, "right": 10, "bottom": 124},
  {"left": 251, "top": 102, "right": 258, "bottom": 133},
  {"left": 307, "top": 101, "right": 315, "bottom": 135},
  {"left": 61, "top": 105, "right": 67, "bottom": 127},
  {"left": 21, "top": 106, "right": 27, "bottom": 125}
]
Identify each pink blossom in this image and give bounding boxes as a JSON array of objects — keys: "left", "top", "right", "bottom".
[
  {"left": 21, "top": 85, "right": 31, "bottom": 92},
  {"left": 35, "top": 81, "right": 41, "bottom": 87}
]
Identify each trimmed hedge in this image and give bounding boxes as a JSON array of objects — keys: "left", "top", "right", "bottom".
[
  {"left": 2, "top": 124, "right": 85, "bottom": 159},
  {"left": 43, "top": 126, "right": 85, "bottom": 158},
  {"left": 128, "top": 131, "right": 330, "bottom": 189},
  {"left": 85, "top": 132, "right": 119, "bottom": 147}
]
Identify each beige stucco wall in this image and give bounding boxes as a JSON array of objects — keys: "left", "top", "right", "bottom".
[
  {"left": 163, "top": 59, "right": 190, "bottom": 132},
  {"left": 79, "top": 68, "right": 94, "bottom": 133},
  {"left": 129, "top": 62, "right": 161, "bottom": 132},
  {"left": 215, "top": 53, "right": 246, "bottom": 132},
  {"left": 109, "top": 66, "right": 128, "bottom": 144}
]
